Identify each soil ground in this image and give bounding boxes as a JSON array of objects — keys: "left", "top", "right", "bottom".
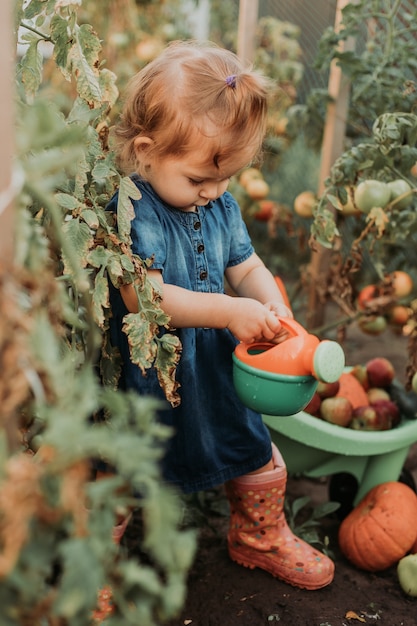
[{"left": 129, "top": 318, "right": 417, "bottom": 626}]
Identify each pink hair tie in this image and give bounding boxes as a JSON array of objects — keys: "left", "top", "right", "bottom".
[{"left": 225, "top": 74, "right": 237, "bottom": 89}]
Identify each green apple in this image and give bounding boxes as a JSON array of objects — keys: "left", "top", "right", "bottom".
[{"left": 397, "top": 553, "right": 417, "bottom": 597}]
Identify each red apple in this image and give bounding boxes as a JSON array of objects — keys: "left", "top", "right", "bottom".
[
  {"left": 367, "top": 387, "right": 391, "bottom": 404},
  {"left": 304, "top": 392, "right": 322, "bottom": 417},
  {"left": 371, "top": 399, "right": 401, "bottom": 428},
  {"left": 320, "top": 396, "right": 353, "bottom": 427},
  {"left": 350, "top": 405, "right": 391, "bottom": 431},
  {"left": 316, "top": 380, "right": 340, "bottom": 399},
  {"left": 366, "top": 357, "right": 395, "bottom": 388}
]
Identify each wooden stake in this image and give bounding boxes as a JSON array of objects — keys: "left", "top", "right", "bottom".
[
  {"left": 306, "top": 0, "right": 356, "bottom": 329},
  {"left": 0, "top": 0, "right": 15, "bottom": 266},
  {"left": 237, "top": 0, "right": 259, "bottom": 63}
]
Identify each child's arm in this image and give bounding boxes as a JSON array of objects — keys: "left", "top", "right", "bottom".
[
  {"left": 120, "top": 264, "right": 282, "bottom": 343},
  {"left": 225, "top": 252, "right": 292, "bottom": 318}
]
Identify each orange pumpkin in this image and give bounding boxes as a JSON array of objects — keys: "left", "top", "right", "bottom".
[{"left": 338, "top": 481, "right": 417, "bottom": 571}]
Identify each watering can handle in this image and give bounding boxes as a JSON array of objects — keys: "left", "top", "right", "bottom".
[{"left": 277, "top": 317, "right": 309, "bottom": 339}]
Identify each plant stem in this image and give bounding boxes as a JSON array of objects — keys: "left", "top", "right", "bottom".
[{"left": 20, "top": 21, "right": 53, "bottom": 43}]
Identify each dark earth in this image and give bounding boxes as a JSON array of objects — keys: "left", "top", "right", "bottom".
[{"left": 127, "top": 319, "right": 417, "bottom": 626}]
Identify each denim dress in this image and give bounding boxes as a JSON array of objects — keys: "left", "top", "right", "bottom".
[{"left": 107, "top": 175, "right": 273, "bottom": 493}]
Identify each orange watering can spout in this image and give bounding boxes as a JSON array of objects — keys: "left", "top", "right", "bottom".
[{"left": 234, "top": 318, "right": 345, "bottom": 383}]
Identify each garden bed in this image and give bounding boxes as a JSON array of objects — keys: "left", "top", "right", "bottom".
[{"left": 127, "top": 321, "right": 417, "bottom": 626}]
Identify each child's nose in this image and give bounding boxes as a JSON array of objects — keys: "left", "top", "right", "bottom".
[{"left": 200, "top": 182, "right": 219, "bottom": 200}]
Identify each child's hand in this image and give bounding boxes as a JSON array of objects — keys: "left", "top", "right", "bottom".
[
  {"left": 226, "top": 298, "right": 282, "bottom": 343},
  {"left": 264, "top": 301, "right": 293, "bottom": 320},
  {"left": 262, "top": 301, "right": 293, "bottom": 344}
]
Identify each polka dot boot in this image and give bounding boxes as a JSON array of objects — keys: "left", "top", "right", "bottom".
[{"left": 224, "top": 444, "right": 334, "bottom": 590}]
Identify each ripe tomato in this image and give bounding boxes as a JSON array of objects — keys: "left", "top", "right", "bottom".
[
  {"left": 391, "top": 270, "right": 413, "bottom": 298},
  {"left": 293, "top": 190, "right": 316, "bottom": 218},
  {"left": 354, "top": 180, "right": 391, "bottom": 213},
  {"left": 254, "top": 200, "right": 274, "bottom": 222},
  {"left": 246, "top": 178, "right": 270, "bottom": 201},
  {"left": 388, "top": 304, "right": 411, "bottom": 326},
  {"left": 387, "top": 179, "right": 413, "bottom": 209},
  {"left": 357, "top": 284, "right": 377, "bottom": 310}
]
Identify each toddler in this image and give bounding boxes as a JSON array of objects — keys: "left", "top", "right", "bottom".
[{"left": 107, "top": 40, "right": 334, "bottom": 590}]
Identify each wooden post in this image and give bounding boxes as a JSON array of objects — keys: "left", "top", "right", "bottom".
[
  {"left": 237, "top": 0, "right": 259, "bottom": 63},
  {"left": 0, "top": 0, "right": 15, "bottom": 266},
  {"left": 306, "top": 0, "right": 355, "bottom": 329}
]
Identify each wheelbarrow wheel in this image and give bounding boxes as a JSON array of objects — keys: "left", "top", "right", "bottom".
[
  {"left": 329, "top": 467, "right": 416, "bottom": 520},
  {"left": 328, "top": 472, "right": 358, "bottom": 520},
  {"left": 399, "top": 467, "right": 416, "bottom": 492}
]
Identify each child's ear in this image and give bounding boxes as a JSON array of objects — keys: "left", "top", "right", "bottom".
[{"left": 133, "top": 136, "right": 154, "bottom": 163}]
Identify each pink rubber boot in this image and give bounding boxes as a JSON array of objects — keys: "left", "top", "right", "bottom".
[{"left": 225, "top": 444, "right": 334, "bottom": 590}]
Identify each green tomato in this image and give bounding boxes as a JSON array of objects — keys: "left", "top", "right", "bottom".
[
  {"left": 387, "top": 179, "right": 413, "bottom": 209},
  {"left": 397, "top": 554, "right": 417, "bottom": 597},
  {"left": 354, "top": 180, "right": 391, "bottom": 213}
]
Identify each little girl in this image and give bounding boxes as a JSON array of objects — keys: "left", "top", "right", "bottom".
[{"left": 107, "top": 40, "right": 334, "bottom": 590}]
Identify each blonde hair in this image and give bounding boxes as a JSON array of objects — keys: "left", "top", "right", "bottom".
[{"left": 114, "top": 40, "right": 271, "bottom": 174}]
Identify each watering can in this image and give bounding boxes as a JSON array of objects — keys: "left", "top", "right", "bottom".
[{"left": 232, "top": 318, "right": 346, "bottom": 416}]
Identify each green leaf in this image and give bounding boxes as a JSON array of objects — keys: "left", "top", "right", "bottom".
[
  {"left": 62, "top": 217, "right": 93, "bottom": 272},
  {"left": 99, "top": 68, "right": 119, "bottom": 107},
  {"left": 50, "top": 13, "right": 72, "bottom": 79},
  {"left": 53, "top": 539, "right": 102, "bottom": 618},
  {"left": 123, "top": 313, "right": 158, "bottom": 373},
  {"left": 87, "top": 245, "right": 112, "bottom": 268},
  {"left": 92, "top": 273, "right": 109, "bottom": 327},
  {"left": 92, "top": 160, "right": 113, "bottom": 183},
  {"left": 117, "top": 177, "right": 141, "bottom": 243},
  {"left": 67, "top": 24, "right": 102, "bottom": 106},
  {"left": 81, "top": 208, "right": 99, "bottom": 229},
  {"left": 19, "top": 39, "right": 43, "bottom": 99},
  {"left": 290, "top": 495, "right": 311, "bottom": 519},
  {"left": 55, "top": 192, "right": 80, "bottom": 211},
  {"left": 155, "top": 335, "right": 182, "bottom": 408}
]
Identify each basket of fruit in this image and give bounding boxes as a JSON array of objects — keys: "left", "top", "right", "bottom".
[{"left": 263, "top": 357, "right": 417, "bottom": 512}]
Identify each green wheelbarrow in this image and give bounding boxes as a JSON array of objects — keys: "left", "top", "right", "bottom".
[{"left": 263, "top": 411, "right": 417, "bottom": 515}]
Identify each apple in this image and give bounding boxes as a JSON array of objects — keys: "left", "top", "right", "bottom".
[
  {"left": 366, "top": 357, "right": 395, "bottom": 388},
  {"left": 316, "top": 380, "right": 340, "bottom": 399},
  {"left": 304, "top": 392, "right": 322, "bottom": 417},
  {"left": 397, "top": 554, "right": 417, "bottom": 597},
  {"left": 350, "top": 405, "right": 391, "bottom": 431},
  {"left": 320, "top": 396, "right": 353, "bottom": 427},
  {"left": 349, "top": 363, "right": 369, "bottom": 389},
  {"left": 367, "top": 387, "right": 390, "bottom": 404},
  {"left": 371, "top": 399, "right": 401, "bottom": 428}
]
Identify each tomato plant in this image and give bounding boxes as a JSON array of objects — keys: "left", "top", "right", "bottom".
[
  {"left": 2, "top": 2, "right": 197, "bottom": 625},
  {"left": 289, "top": 0, "right": 417, "bottom": 385}
]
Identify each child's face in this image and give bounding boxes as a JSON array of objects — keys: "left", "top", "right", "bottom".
[{"left": 142, "top": 144, "right": 257, "bottom": 212}]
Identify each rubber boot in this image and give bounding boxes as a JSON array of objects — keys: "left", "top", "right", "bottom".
[{"left": 225, "top": 444, "right": 334, "bottom": 590}]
